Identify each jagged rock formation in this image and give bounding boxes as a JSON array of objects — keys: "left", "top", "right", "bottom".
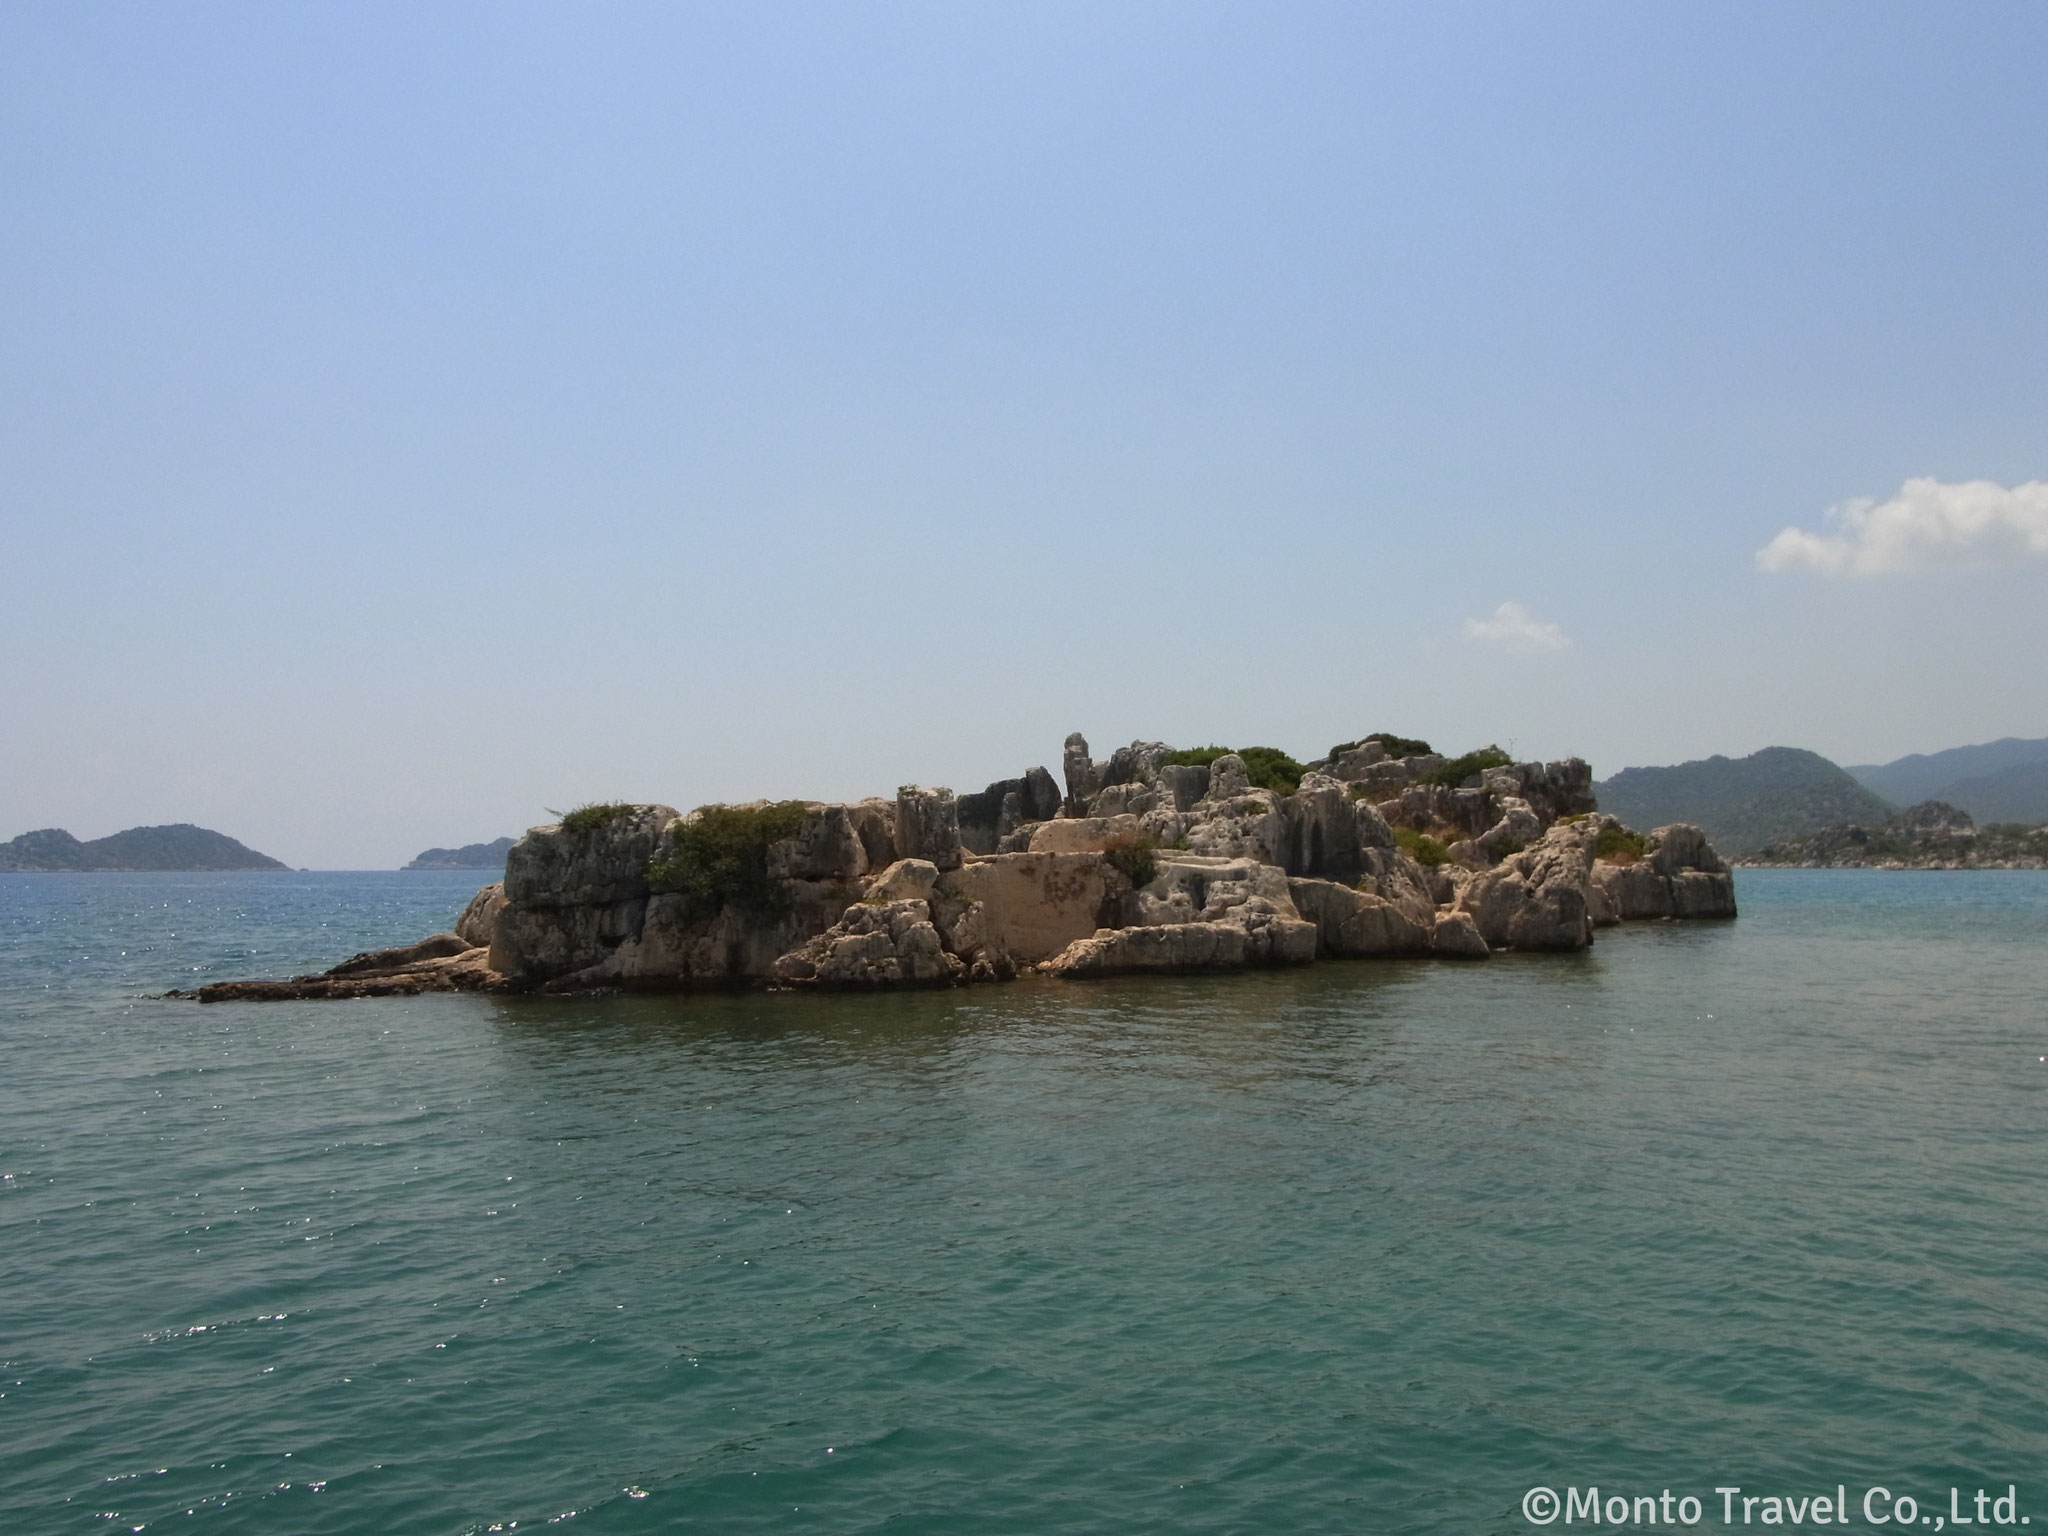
[
  {"left": 176, "top": 732, "right": 1737, "bottom": 1001},
  {"left": 1745, "top": 801, "right": 2048, "bottom": 869}
]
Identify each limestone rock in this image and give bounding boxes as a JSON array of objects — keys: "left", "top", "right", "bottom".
[
  {"left": 957, "top": 768, "right": 1063, "bottom": 855},
  {"left": 847, "top": 798, "right": 899, "bottom": 870},
  {"left": 1158, "top": 762, "right": 1211, "bottom": 810},
  {"left": 1481, "top": 758, "right": 1595, "bottom": 824},
  {"left": 1204, "top": 753, "right": 1252, "bottom": 801},
  {"left": 938, "top": 852, "right": 1118, "bottom": 964},
  {"left": 866, "top": 858, "right": 940, "bottom": 901},
  {"left": 895, "top": 786, "right": 963, "bottom": 871},
  {"left": 180, "top": 940, "right": 505, "bottom": 1002},
  {"left": 1088, "top": 782, "right": 1160, "bottom": 816},
  {"left": 328, "top": 931, "right": 475, "bottom": 977},
  {"left": 1353, "top": 798, "right": 1396, "bottom": 850},
  {"left": 455, "top": 882, "right": 507, "bottom": 948},
  {"left": 1182, "top": 768, "right": 1284, "bottom": 863},
  {"left": 503, "top": 804, "right": 678, "bottom": 908},
  {"left": 1062, "top": 733, "right": 1099, "bottom": 814},
  {"left": 1277, "top": 772, "right": 1368, "bottom": 884},
  {"left": 1591, "top": 822, "right": 1736, "bottom": 920},
  {"left": 576, "top": 880, "right": 848, "bottom": 987},
  {"left": 1286, "top": 877, "right": 1435, "bottom": 956},
  {"left": 490, "top": 896, "right": 649, "bottom": 980},
  {"left": 1045, "top": 921, "right": 1248, "bottom": 977},
  {"left": 1327, "top": 740, "right": 1388, "bottom": 777},
  {"left": 1454, "top": 820, "right": 1596, "bottom": 951},
  {"left": 1029, "top": 814, "right": 1142, "bottom": 854},
  {"left": 1430, "top": 911, "right": 1490, "bottom": 958},
  {"left": 767, "top": 804, "right": 871, "bottom": 883},
  {"left": 1476, "top": 797, "right": 1545, "bottom": 862},
  {"left": 772, "top": 897, "right": 964, "bottom": 987},
  {"left": 1377, "top": 783, "right": 1494, "bottom": 838}
]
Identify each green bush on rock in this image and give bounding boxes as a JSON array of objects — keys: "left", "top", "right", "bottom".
[
  {"left": 1102, "top": 833, "right": 1159, "bottom": 890},
  {"left": 555, "top": 803, "right": 637, "bottom": 836},
  {"left": 1594, "top": 825, "right": 1647, "bottom": 864},
  {"left": 1160, "top": 745, "right": 1305, "bottom": 796},
  {"left": 1326, "top": 732, "right": 1434, "bottom": 762},
  {"left": 1394, "top": 827, "right": 1450, "bottom": 867},
  {"left": 1420, "top": 746, "right": 1513, "bottom": 787},
  {"left": 647, "top": 801, "right": 811, "bottom": 918},
  {"left": 1158, "top": 745, "right": 1233, "bottom": 768}
]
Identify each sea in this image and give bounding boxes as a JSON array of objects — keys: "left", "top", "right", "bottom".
[{"left": 2, "top": 869, "right": 2045, "bottom": 1535}]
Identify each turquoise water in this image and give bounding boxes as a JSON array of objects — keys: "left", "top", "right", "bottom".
[{"left": 3, "top": 870, "right": 2046, "bottom": 1534}]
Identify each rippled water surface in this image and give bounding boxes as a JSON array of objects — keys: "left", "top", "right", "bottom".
[{"left": 3, "top": 870, "right": 2047, "bottom": 1533}]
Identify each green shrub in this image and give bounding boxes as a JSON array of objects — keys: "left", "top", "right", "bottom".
[
  {"left": 1394, "top": 826, "right": 1450, "bottom": 867},
  {"left": 1158, "top": 744, "right": 1306, "bottom": 796},
  {"left": 1327, "top": 732, "right": 1434, "bottom": 762},
  {"left": 1158, "top": 745, "right": 1232, "bottom": 768},
  {"left": 1420, "top": 746, "right": 1513, "bottom": 787},
  {"left": 554, "top": 802, "right": 638, "bottom": 836},
  {"left": 647, "top": 801, "right": 811, "bottom": 917},
  {"left": 1238, "top": 747, "right": 1306, "bottom": 796},
  {"left": 1103, "top": 833, "right": 1159, "bottom": 890},
  {"left": 1594, "top": 825, "right": 1647, "bottom": 863}
]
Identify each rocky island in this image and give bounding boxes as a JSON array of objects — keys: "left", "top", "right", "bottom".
[
  {"left": 404, "top": 837, "right": 515, "bottom": 870},
  {"left": 1, "top": 823, "right": 288, "bottom": 872},
  {"left": 179, "top": 732, "right": 1738, "bottom": 1002},
  {"left": 1744, "top": 800, "right": 2048, "bottom": 869}
]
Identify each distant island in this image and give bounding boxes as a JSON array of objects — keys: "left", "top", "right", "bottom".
[
  {"left": 0, "top": 824, "right": 288, "bottom": 872},
  {"left": 1595, "top": 747, "right": 1894, "bottom": 856},
  {"left": 1747, "top": 801, "right": 2048, "bottom": 870},
  {"left": 404, "top": 837, "right": 515, "bottom": 871}
]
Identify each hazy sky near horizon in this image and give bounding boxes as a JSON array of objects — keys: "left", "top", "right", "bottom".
[{"left": 5, "top": 3, "right": 2047, "bottom": 867}]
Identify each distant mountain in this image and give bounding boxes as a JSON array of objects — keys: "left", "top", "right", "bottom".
[
  {"left": 404, "top": 836, "right": 515, "bottom": 871},
  {"left": 1846, "top": 736, "right": 2048, "bottom": 827},
  {"left": 0, "top": 823, "right": 288, "bottom": 872},
  {"left": 1595, "top": 747, "right": 1896, "bottom": 856}
]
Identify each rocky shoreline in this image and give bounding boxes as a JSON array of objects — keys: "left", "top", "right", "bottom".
[
  {"left": 176, "top": 732, "right": 1737, "bottom": 1002},
  {"left": 1741, "top": 800, "right": 2048, "bottom": 870}
]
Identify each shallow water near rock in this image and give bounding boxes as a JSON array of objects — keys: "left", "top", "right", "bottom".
[{"left": 3, "top": 869, "right": 2046, "bottom": 1534}]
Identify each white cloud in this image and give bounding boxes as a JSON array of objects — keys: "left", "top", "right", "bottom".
[
  {"left": 1462, "top": 601, "right": 1570, "bottom": 654},
  {"left": 1756, "top": 476, "right": 2048, "bottom": 577}
]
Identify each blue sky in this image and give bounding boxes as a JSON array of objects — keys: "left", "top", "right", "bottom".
[{"left": 4, "top": 2, "right": 2046, "bottom": 867}]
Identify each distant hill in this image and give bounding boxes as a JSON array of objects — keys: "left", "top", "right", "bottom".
[
  {"left": 1595, "top": 747, "right": 1896, "bottom": 855},
  {"left": 404, "top": 836, "right": 515, "bottom": 871},
  {"left": 0, "top": 823, "right": 288, "bottom": 872},
  {"left": 1846, "top": 736, "right": 2048, "bottom": 826}
]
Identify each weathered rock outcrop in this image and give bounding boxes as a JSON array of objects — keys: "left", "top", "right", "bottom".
[
  {"left": 174, "top": 932, "right": 504, "bottom": 1002},
  {"left": 455, "top": 883, "right": 507, "bottom": 947},
  {"left": 180, "top": 729, "right": 1737, "bottom": 1000},
  {"left": 771, "top": 896, "right": 964, "bottom": 987},
  {"left": 1455, "top": 820, "right": 1598, "bottom": 951},
  {"left": 1590, "top": 823, "right": 1739, "bottom": 918}
]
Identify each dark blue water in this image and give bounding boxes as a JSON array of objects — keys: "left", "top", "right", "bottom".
[{"left": 3, "top": 870, "right": 2046, "bottom": 1533}]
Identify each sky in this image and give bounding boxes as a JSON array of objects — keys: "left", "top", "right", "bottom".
[{"left": 3, "top": 2, "right": 2046, "bottom": 868}]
